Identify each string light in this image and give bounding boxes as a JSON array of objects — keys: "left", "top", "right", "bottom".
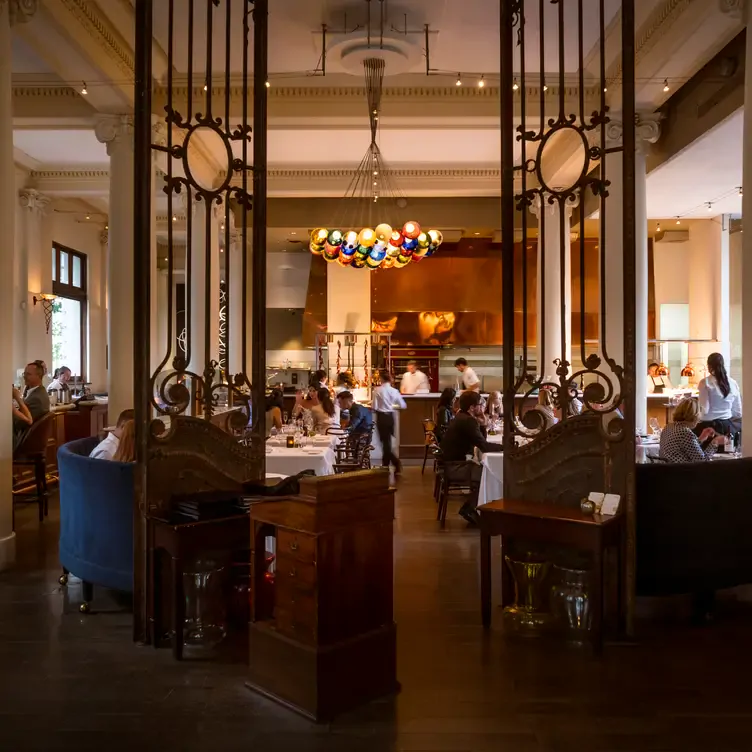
[
  {"left": 265, "top": 80, "right": 270, "bottom": 88},
  {"left": 85, "top": 214, "right": 90, "bottom": 220},
  {"left": 172, "top": 215, "right": 177, "bottom": 222},
  {"left": 80, "top": 82, "right": 88, "bottom": 95},
  {"left": 512, "top": 79, "right": 519, "bottom": 91},
  {"left": 203, "top": 83, "right": 208, "bottom": 91},
  {"left": 455, "top": 73, "right": 462, "bottom": 87},
  {"left": 478, "top": 75, "right": 485, "bottom": 88},
  {"left": 707, "top": 202, "right": 713, "bottom": 212},
  {"left": 543, "top": 84, "right": 548, "bottom": 92},
  {"left": 675, "top": 218, "right": 681, "bottom": 225},
  {"left": 663, "top": 79, "right": 670, "bottom": 92},
  {"left": 603, "top": 86, "right": 608, "bottom": 92}
]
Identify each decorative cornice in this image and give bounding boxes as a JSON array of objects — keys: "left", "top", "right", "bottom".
[
  {"left": 530, "top": 191, "right": 580, "bottom": 218},
  {"left": 263, "top": 167, "right": 502, "bottom": 181},
  {"left": 4, "top": 0, "right": 38, "bottom": 27},
  {"left": 31, "top": 169, "right": 109, "bottom": 179},
  {"left": 59, "top": 0, "right": 134, "bottom": 77},
  {"left": 11, "top": 86, "right": 82, "bottom": 99}
]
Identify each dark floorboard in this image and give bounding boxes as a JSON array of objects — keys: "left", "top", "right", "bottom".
[{"left": 2, "top": 469, "right": 752, "bottom": 751}]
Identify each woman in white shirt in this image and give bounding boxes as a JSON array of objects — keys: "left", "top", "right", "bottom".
[{"left": 697, "top": 352, "right": 741, "bottom": 436}]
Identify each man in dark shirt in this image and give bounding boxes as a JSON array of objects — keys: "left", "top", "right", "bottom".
[
  {"left": 439, "top": 391, "right": 501, "bottom": 524},
  {"left": 440, "top": 391, "right": 500, "bottom": 460},
  {"left": 337, "top": 391, "right": 373, "bottom": 434}
]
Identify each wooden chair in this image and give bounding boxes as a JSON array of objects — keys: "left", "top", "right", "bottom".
[
  {"left": 436, "top": 460, "right": 480, "bottom": 529},
  {"left": 13, "top": 412, "right": 56, "bottom": 525},
  {"left": 421, "top": 419, "right": 438, "bottom": 475},
  {"left": 333, "top": 431, "right": 373, "bottom": 474}
]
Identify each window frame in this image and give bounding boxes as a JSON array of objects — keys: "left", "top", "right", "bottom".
[{"left": 51, "top": 242, "right": 88, "bottom": 381}]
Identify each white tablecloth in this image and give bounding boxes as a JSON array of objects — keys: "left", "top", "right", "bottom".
[
  {"left": 636, "top": 440, "right": 660, "bottom": 463},
  {"left": 264, "top": 445, "right": 336, "bottom": 476},
  {"left": 477, "top": 451, "right": 503, "bottom": 506}
]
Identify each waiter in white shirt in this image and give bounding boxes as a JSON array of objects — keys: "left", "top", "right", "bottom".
[
  {"left": 373, "top": 371, "right": 407, "bottom": 475},
  {"left": 399, "top": 361, "right": 430, "bottom": 395},
  {"left": 454, "top": 357, "right": 481, "bottom": 392}
]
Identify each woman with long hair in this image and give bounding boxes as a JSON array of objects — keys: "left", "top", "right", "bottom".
[
  {"left": 112, "top": 420, "right": 136, "bottom": 463},
  {"left": 485, "top": 391, "right": 502, "bottom": 420},
  {"left": 697, "top": 352, "right": 741, "bottom": 436},
  {"left": 435, "top": 387, "right": 456, "bottom": 442},
  {"left": 530, "top": 388, "right": 558, "bottom": 431},
  {"left": 265, "top": 389, "right": 285, "bottom": 436},
  {"left": 310, "top": 387, "right": 339, "bottom": 432}
]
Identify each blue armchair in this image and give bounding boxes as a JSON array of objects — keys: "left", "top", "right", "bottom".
[{"left": 57, "top": 437, "right": 134, "bottom": 612}]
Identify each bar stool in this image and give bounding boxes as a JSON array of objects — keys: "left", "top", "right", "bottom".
[{"left": 13, "top": 412, "right": 56, "bottom": 525}]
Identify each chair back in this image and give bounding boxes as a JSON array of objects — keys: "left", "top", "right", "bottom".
[
  {"left": 422, "top": 418, "right": 437, "bottom": 446},
  {"left": 15, "top": 412, "right": 55, "bottom": 458}
]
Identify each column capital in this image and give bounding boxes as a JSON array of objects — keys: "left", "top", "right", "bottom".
[
  {"left": 604, "top": 114, "right": 661, "bottom": 152},
  {"left": 18, "top": 188, "right": 50, "bottom": 213},
  {"left": 151, "top": 117, "right": 168, "bottom": 148},
  {"left": 94, "top": 115, "right": 134, "bottom": 156},
  {"left": 2, "top": 0, "right": 39, "bottom": 26},
  {"left": 99, "top": 229, "right": 109, "bottom": 247},
  {"left": 530, "top": 190, "right": 579, "bottom": 218},
  {"left": 719, "top": 0, "right": 744, "bottom": 19}
]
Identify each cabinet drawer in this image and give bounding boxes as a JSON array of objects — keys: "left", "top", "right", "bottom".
[
  {"left": 276, "top": 529, "right": 316, "bottom": 563},
  {"left": 274, "top": 606, "right": 316, "bottom": 644},
  {"left": 275, "top": 555, "right": 317, "bottom": 590},
  {"left": 275, "top": 579, "right": 317, "bottom": 615}
]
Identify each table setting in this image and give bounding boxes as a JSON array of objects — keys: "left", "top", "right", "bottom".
[{"left": 263, "top": 425, "right": 341, "bottom": 476}]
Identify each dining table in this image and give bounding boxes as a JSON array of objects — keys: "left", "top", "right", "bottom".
[
  {"left": 477, "top": 433, "right": 504, "bottom": 507},
  {"left": 264, "top": 433, "right": 340, "bottom": 477}
]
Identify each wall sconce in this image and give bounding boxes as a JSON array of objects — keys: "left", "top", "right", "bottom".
[{"left": 33, "top": 293, "right": 57, "bottom": 334}]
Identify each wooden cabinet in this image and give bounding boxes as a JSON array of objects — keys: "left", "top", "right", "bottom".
[
  {"left": 248, "top": 470, "right": 398, "bottom": 722},
  {"left": 64, "top": 402, "right": 108, "bottom": 441}
]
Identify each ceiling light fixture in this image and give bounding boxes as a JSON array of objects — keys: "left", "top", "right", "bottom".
[
  {"left": 603, "top": 86, "right": 608, "bottom": 92},
  {"left": 675, "top": 217, "right": 681, "bottom": 225},
  {"left": 663, "top": 79, "right": 670, "bottom": 92},
  {"left": 309, "top": 58, "right": 443, "bottom": 271},
  {"left": 739, "top": 186, "right": 743, "bottom": 196},
  {"left": 478, "top": 75, "right": 485, "bottom": 88},
  {"left": 85, "top": 214, "right": 90, "bottom": 220},
  {"left": 80, "top": 82, "right": 88, "bottom": 95},
  {"left": 707, "top": 202, "right": 713, "bottom": 212},
  {"left": 656, "top": 223, "right": 661, "bottom": 232},
  {"left": 512, "top": 79, "right": 519, "bottom": 91},
  {"left": 265, "top": 80, "right": 270, "bottom": 88},
  {"left": 543, "top": 84, "right": 548, "bottom": 92},
  {"left": 203, "top": 83, "right": 208, "bottom": 92},
  {"left": 455, "top": 73, "right": 462, "bottom": 87},
  {"left": 172, "top": 215, "right": 177, "bottom": 222}
]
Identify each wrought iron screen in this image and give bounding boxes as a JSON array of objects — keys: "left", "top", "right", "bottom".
[
  {"left": 133, "top": 0, "right": 268, "bottom": 641},
  {"left": 499, "top": 0, "right": 636, "bottom": 612}
]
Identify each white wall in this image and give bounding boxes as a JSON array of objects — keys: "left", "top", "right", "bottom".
[
  {"left": 49, "top": 210, "right": 108, "bottom": 392},
  {"left": 730, "top": 229, "right": 742, "bottom": 384}
]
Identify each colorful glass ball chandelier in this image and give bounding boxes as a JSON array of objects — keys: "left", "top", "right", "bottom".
[{"left": 309, "top": 222, "right": 444, "bottom": 270}]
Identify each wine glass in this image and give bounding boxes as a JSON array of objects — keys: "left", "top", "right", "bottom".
[{"left": 649, "top": 417, "right": 661, "bottom": 437}]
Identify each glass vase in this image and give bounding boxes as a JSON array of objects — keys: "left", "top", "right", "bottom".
[
  {"left": 182, "top": 559, "right": 227, "bottom": 649},
  {"left": 550, "top": 565, "right": 592, "bottom": 638},
  {"left": 502, "top": 555, "right": 551, "bottom": 634}
]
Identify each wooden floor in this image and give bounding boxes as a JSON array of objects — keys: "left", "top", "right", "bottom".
[{"left": 2, "top": 468, "right": 752, "bottom": 751}]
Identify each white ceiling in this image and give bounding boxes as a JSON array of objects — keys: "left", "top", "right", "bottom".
[
  {"left": 646, "top": 109, "right": 743, "bottom": 220},
  {"left": 136, "top": 0, "right": 624, "bottom": 80},
  {"left": 11, "top": 36, "right": 56, "bottom": 76},
  {"left": 13, "top": 130, "right": 108, "bottom": 168}
]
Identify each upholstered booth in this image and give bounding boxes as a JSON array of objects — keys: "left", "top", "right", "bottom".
[
  {"left": 57, "top": 437, "right": 134, "bottom": 611},
  {"left": 636, "top": 459, "right": 752, "bottom": 598}
]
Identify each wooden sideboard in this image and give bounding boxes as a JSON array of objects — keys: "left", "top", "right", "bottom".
[{"left": 247, "top": 470, "right": 398, "bottom": 722}]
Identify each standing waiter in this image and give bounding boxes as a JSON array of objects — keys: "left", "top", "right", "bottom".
[{"left": 372, "top": 370, "right": 407, "bottom": 476}]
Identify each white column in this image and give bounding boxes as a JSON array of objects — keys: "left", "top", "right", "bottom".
[
  {"left": 17, "top": 189, "right": 52, "bottom": 371},
  {"left": 87, "top": 228, "right": 109, "bottom": 392},
  {"left": 688, "top": 217, "right": 731, "bottom": 370},
  {"left": 0, "top": 0, "right": 39, "bottom": 569},
  {"left": 326, "top": 263, "right": 371, "bottom": 383},
  {"left": 187, "top": 200, "right": 221, "bottom": 378},
  {"left": 228, "top": 225, "right": 244, "bottom": 375},
  {"left": 95, "top": 115, "right": 134, "bottom": 422},
  {"left": 602, "top": 117, "right": 658, "bottom": 430},
  {"left": 531, "top": 194, "right": 577, "bottom": 381}
]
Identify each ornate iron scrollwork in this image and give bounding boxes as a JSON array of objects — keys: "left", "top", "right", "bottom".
[{"left": 501, "top": 0, "right": 636, "bottom": 501}]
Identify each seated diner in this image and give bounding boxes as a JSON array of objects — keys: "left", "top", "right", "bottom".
[
  {"left": 337, "top": 391, "right": 372, "bottom": 435},
  {"left": 659, "top": 397, "right": 725, "bottom": 463},
  {"left": 90, "top": 409, "right": 136, "bottom": 460},
  {"left": 13, "top": 360, "right": 50, "bottom": 450}
]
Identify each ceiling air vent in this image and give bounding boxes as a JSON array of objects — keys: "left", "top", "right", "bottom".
[{"left": 655, "top": 230, "right": 689, "bottom": 244}]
